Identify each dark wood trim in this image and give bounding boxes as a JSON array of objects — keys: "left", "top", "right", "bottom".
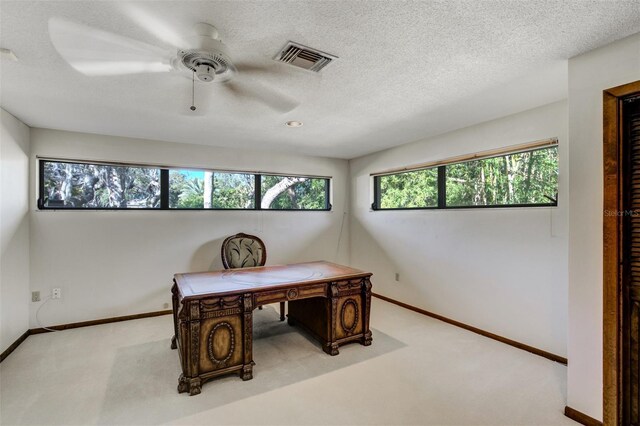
[
  {"left": 29, "top": 309, "right": 172, "bottom": 334},
  {"left": 1, "top": 310, "right": 174, "bottom": 363},
  {"left": 0, "top": 330, "right": 30, "bottom": 363},
  {"left": 605, "top": 81, "right": 640, "bottom": 98},
  {"left": 564, "top": 406, "right": 603, "bottom": 426},
  {"left": 603, "top": 80, "right": 640, "bottom": 426},
  {"left": 372, "top": 293, "right": 568, "bottom": 365},
  {"left": 602, "top": 86, "right": 622, "bottom": 426}
]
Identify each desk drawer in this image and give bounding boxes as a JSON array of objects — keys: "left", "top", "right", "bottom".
[{"left": 254, "top": 283, "right": 327, "bottom": 306}]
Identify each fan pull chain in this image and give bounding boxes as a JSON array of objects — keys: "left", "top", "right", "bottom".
[{"left": 190, "top": 71, "right": 196, "bottom": 111}]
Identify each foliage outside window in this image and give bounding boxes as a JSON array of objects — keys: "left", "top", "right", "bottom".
[
  {"left": 169, "top": 170, "right": 255, "bottom": 209},
  {"left": 41, "top": 161, "right": 160, "bottom": 208},
  {"left": 261, "top": 175, "right": 329, "bottom": 210},
  {"left": 446, "top": 147, "right": 558, "bottom": 207},
  {"left": 378, "top": 168, "right": 438, "bottom": 209},
  {"left": 39, "top": 160, "right": 330, "bottom": 211},
  {"left": 373, "top": 146, "right": 558, "bottom": 210}
]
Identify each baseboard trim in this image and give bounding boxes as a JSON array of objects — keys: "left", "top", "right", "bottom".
[
  {"left": 1, "top": 310, "right": 173, "bottom": 363},
  {"left": 372, "top": 293, "right": 568, "bottom": 365},
  {"left": 564, "top": 406, "right": 602, "bottom": 426},
  {"left": 0, "top": 330, "right": 30, "bottom": 363},
  {"left": 30, "top": 309, "right": 172, "bottom": 335}
]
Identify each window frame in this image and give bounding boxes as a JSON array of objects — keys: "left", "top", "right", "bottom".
[
  {"left": 38, "top": 158, "right": 163, "bottom": 210},
  {"left": 372, "top": 145, "right": 559, "bottom": 211},
  {"left": 37, "top": 158, "right": 332, "bottom": 212},
  {"left": 258, "top": 173, "right": 332, "bottom": 212},
  {"left": 372, "top": 166, "right": 441, "bottom": 211},
  {"left": 166, "top": 168, "right": 259, "bottom": 211}
]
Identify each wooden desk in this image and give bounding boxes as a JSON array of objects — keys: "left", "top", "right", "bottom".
[{"left": 171, "top": 261, "right": 373, "bottom": 395}]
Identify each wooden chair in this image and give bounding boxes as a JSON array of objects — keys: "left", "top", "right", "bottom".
[{"left": 221, "top": 233, "right": 285, "bottom": 321}]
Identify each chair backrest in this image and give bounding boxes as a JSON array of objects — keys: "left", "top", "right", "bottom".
[{"left": 221, "top": 233, "right": 267, "bottom": 269}]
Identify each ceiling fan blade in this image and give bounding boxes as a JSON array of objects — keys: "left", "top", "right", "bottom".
[
  {"left": 119, "top": 3, "right": 186, "bottom": 49},
  {"left": 48, "top": 17, "right": 173, "bottom": 76},
  {"left": 222, "top": 81, "right": 299, "bottom": 113},
  {"left": 234, "top": 62, "right": 282, "bottom": 75}
]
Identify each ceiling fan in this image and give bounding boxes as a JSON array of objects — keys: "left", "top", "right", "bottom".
[{"left": 48, "top": 17, "right": 298, "bottom": 114}]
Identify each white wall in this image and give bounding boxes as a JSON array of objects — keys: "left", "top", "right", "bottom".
[
  {"left": 29, "top": 129, "right": 349, "bottom": 327},
  {"left": 567, "top": 32, "right": 640, "bottom": 421},
  {"left": 1, "top": 109, "right": 31, "bottom": 353},
  {"left": 349, "top": 100, "right": 569, "bottom": 357}
]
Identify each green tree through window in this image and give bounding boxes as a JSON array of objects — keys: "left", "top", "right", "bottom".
[
  {"left": 446, "top": 147, "right": 558, "bottom": 206},
  {"left": 374, "top": 146, "right": 558, "bottom": 209},
  {"left": 41, "top": 160, "right": 330, "bottom": 211},
  {"left": 261, "top": 175, "right": 328, "bottom": 210},
  {"left": 378, "top": 168, "right": 438, "bottom": 208},
  {"left": 42, "top": 161, "right": 160, "bottom": 208}
]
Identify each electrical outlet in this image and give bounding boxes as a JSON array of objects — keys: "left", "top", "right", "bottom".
[
  {"left": 52, "top": 288, "right": 62, "bottom": 299},
  {"left": 395, "top": 273, "right": 400, "bottom": 282},
  {"left": 32, "top": 291, "right": 40, "bottom": 302}
]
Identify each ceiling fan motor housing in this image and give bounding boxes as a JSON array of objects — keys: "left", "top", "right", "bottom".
[{"left": 179, "top": 29, "right": 236, "bottom": 83}]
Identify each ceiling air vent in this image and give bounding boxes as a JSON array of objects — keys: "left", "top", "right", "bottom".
[{"left": 274, "top": 41, "right": 337, "bottom": 72}]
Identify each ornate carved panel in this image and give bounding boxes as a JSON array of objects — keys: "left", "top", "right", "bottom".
[
  {"left": 334, "top": 295, "right": 363, "bottom": 340},
  {"left": 207, "top": 322, "right": 235, "bottom": 367},
  {"left": 335, "top": 279, "right": 365, "bottom": 296},
  {"left": 198, "top": 315, "right": 243, "bottom": 373},
  {"left": 254, "top": 283, "right": 327, "bottom": 306},
  {"left": 287, "top": 288, "right": 299, "bottom": 300},
  {"left": 201, "top": 295, "right": 241, "bottom": 310},
  {"left": 340, "top": 298, "right": 359, "bottom": 335}
]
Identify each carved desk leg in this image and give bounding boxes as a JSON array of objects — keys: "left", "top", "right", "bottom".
[
  {"left": 175, "top": 300, "right": 203, "bottom": 396},
  {"left": 323, "top": 342, "right": 340, "bottom": 356},
  {"left": 324, "top": 283, "right": 340, "bottom": 356},
  {"left": 171, "top": 281, "right": 179, "bottom": 350},
  {"left": 188, "top": 377, "right": 202, "bottom": 396},
  {"left": 177, "top": 374, "right": 189, "bottom": 393},
  {"left": 241, "top": 293, "right": 254, "bottom": 381},
  {"left": 177, "top": 373, "right": 201, "bottom": 396},
  {"left": 361, "top": 278, "right": 373, "bottom": 346}
]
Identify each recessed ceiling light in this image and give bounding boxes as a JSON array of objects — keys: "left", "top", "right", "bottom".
[{"left": 285, "top": 121, "right": 303, "bottom": 128}]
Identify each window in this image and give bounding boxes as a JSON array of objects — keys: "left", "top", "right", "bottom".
[
  {"left": 446, "top": 147, "right": 558, "bottom": 207},
  {"left": 373, "top": 144, "right": 558, "bottom": 210},
  {"left": 260, "top": 175, "right": 330, "bottom": 210},
  {"left": 40, "top": 160, "right": 160, "bottom": 209},
  {"left": 39, "top": 159, "right": 330, "bottom": 211},
  {"left": 169, "top": 170, "right": 255, "bottom": 209},
  {"left": 377, "top": 168, "right": 438, "bottom": 209},
  {"left": 213, "top": 172, "right": 256, "bottom": 209}
]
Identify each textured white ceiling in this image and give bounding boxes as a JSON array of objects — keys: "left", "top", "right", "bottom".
[{"left": 1, "top": 1, "right": 639, "bottom": 159}]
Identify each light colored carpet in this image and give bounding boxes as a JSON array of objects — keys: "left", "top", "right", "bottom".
[{"left": 0, "top": 298, "right": 576, "bottom": 425}]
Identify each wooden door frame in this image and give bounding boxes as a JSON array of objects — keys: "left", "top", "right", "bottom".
[{"left": 603, "top": 80, "right": 640, "bottom": 425}]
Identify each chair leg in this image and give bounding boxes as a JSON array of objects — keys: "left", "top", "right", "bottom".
[
  {"left": 280, "top": 302, "right": 285, "bottom": 321},
  {"left": 258, "top": 306, "right": 263, "bottom": 310}
]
